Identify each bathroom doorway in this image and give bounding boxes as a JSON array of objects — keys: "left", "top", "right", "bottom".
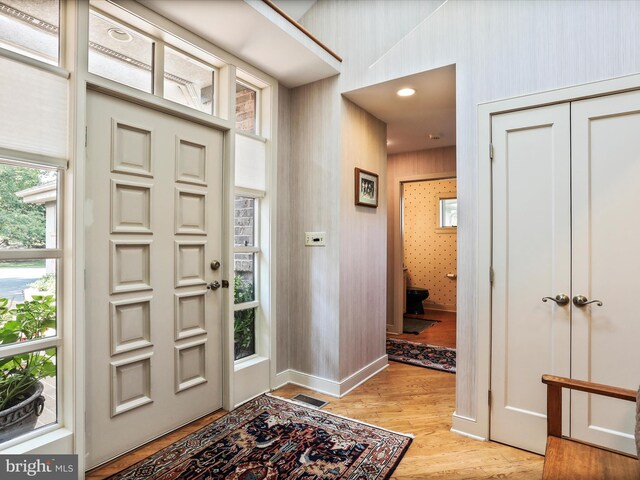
[
  {"left": 342, "top": 64, "right": 457, "bottom": 373},
  {"left": 398, "top": 177, "right": 457, "bottom": 348}
]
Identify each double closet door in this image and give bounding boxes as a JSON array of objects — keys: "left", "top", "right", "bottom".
[{"left": 490, "top": 90, "right": 640, "bottom": 455}]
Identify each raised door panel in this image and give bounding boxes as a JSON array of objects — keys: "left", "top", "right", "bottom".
[
  {"left": 571, "top": 90, "right": 640, "bottom": 455},
  {"left": 490, "top": 104, "right": 571, "bottom": 454}
]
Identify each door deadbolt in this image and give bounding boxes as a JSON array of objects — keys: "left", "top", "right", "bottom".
[{"left": 210, "top": 260, "right": 221, "bottom": 270}]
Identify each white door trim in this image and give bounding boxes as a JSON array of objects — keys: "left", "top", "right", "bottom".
[
  {"left": 389, "top": 172, "right": 456, "bottom": 335},
  {"left": 456, "top": 71, "right": 640, "bottom": 442}
]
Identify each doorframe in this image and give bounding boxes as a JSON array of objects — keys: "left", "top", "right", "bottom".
[
  {"left": 66, "top": 1, "right": 281, "bottom": 471},
  {"left": 452, "top": 72, "right": 640, "bottom": 442},
  {"left": 390, "top": 172, "right": 456, "bottom": 335}
]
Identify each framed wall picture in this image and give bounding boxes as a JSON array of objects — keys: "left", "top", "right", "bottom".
[{"left": 354, "top": 167, "right": 379, "bottom": 208}]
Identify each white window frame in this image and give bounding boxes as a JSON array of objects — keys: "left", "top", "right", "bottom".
[
  {"left": 0, "top": 1, "right": 70, "bottom": 452},
  {"left": 233, "top": 190, "right": 263, "bottom": 365},
  {"left": 88, "top": 5, "right": 222, "bottom": 118},
  {"left": 0, "top": 160, "right": 65, "bottom": 449}
]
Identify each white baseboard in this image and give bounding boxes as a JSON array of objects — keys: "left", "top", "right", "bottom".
[
  {"left": 272, "top": 355, "right": 389, "bottom": 399},
  {"left": 339, "top": 355, "right": 388, "bottom": 397},
  {"left": 451, "top": 412, "right": 488, "bottom": 441},
  {"left": 272, "top": 370, "right": 292, "bottom": 390},
  {"left": 288, "top": 370, "right": 342, "bottom": 397}
]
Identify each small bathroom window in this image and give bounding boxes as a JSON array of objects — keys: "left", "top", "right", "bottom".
[{"left": 438, "top": 197, "right": 457, "bottom": 229}]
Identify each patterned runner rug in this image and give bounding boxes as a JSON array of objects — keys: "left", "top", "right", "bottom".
[
  {"left": 386, "top": 338, "right": 456, "bottom": 373},
  {"left": 108, "top": 394, "right": 413, "bottom": 480}
]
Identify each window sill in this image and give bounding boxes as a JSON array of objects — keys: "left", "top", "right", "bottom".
[
  {"left": 234, "top": 355, "right": 268, "bottom": 372},
  {"left": 0, "top": 427, "right": 73, "bottom": 454}
]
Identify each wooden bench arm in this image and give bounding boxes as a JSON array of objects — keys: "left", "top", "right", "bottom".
[
  {"left": 541, "top": 374, "right": 637, "bottom": 438},
  {"left": 542, "top": 375, "right": 637, "bottom": 402}
]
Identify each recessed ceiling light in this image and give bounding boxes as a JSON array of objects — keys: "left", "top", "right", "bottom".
[
  {"left": 397, "top": 88, "right": 415, "bottom": 97},
  {"left": 108, "top": 28, "right": 133, "bottom": 43}
]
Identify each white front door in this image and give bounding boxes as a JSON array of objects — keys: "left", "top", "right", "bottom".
[
  {"left": 85, "top": 91, "right": 224, "bottom": 468},
  {"left": 570, "top": 90, "right": 640, "bottom": 455},
  {"left": 490, "top": 104, "right": 572, "bottom": 454}
]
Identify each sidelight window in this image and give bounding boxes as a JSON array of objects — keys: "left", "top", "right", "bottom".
[{"left": 233, "top": 196, "right": 259, "bottom": 361}]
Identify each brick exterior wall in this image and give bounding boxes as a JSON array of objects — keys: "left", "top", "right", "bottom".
[
  {"left": 236, "top": 84, "right": 257, "bottom": 134},
  {"left": 234, "top": 196, "right": 255, "bottom": 279}
]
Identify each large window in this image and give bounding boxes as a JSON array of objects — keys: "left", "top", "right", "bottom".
[
  {"left": 0, "top": 163, "right": 62, "bottom": 444},
  {"left": 233, "top": 195, "right": 259, "bottom": 361}
]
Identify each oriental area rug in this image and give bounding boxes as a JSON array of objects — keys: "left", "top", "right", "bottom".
[
  {"left": 108, "top": 394, "right": 413, "bottom": 480},
  {"left": 386, "top": 338, "right": 456, "bottom": 373}
]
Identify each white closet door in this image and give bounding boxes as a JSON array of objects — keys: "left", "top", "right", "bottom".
[
  {"left": 571, "top": 90, "right": 640, "bottom": 455},
  {"left": 85, "top": 91, "right": 224, "bottom": 468},
  {"left": 490, "top": 104, "right": 571, "bottom": 454}
]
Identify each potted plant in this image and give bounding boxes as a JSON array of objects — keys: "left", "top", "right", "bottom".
[{"left": 0, "top": 295, "right": 56, "bottom": 442}]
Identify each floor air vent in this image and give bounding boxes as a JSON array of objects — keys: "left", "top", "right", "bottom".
[{"left": 292, "top": 394, "right": 328, "bottom": 409}]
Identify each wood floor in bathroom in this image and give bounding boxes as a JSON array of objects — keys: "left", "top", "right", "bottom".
[{"left": 391, "top": 308, "right": 456, "bottom": 348}]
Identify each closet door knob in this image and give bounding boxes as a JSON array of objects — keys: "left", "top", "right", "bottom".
[
  {"left": 542, "top": 294, "right": 570, "bottom": 306},
  {"left": 572, "top": 295, "right": 603, "bottom": 307}
]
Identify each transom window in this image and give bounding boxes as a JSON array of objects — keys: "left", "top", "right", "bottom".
[
  {"left": 235, "top": 81, "right": 259, "bottom": 135},
  {"left": 88, "top": 7, "right": 222, "bottom": 116},
  {"left": 0, "top": 0, "right": 60, "bottom": 66}
]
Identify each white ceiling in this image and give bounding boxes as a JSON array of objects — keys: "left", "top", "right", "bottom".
[
  {"left": 272, "top": 0, "right": 317, "bottom": 21},
  {"left": 343, "top": 65, "right": 456, "bottom": 154},
  {"left": 135, "top": 0, "right": 339, "bottom": 88}
]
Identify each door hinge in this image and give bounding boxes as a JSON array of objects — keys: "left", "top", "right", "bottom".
[
  {"left": 490, "top": 266, "right": 494, "bottom": 284},
  {"left": 489, "top": 143, "right": 494, "bottom": 160},
  {"left": 85, "top": 126, "right": 88, "bottom": 147},
  {"left": 488, "top": 390, "right": 492, "bottom": 406}
]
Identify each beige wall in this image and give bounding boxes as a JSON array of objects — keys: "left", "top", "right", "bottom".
[
  {"left": 339, "top": 98, "right": 387, "bottom": 380},
  {"left": 287, "top": 77, "right": 342, "bottom": 380},
  {"left": 280, "top": 79, "right": 387, "bottom": 382},
  {"left": 387, "top": 147, "right": 456, "bottom": 324},
  {"left": 403, "top": 179, "right": 457, "bottom": 310},
  {"left": 300, "top": 0, "right": 640, "bottom": 421}
]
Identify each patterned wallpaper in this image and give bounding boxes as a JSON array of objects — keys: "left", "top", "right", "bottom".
[{"left": 403, "top": 179, "right": 457, "bottom": 310}]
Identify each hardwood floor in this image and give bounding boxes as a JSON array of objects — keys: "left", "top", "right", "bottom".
[
  {"left": 392, "top": 308, "right": 457, "bottom": 348},
  {"left": 87, "top": 362, "right": 543, "bottom": 479}
]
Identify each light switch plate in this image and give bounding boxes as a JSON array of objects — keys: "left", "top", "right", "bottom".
[{"left": 305, "top": 232, "right": 326, "bottom": 246}]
